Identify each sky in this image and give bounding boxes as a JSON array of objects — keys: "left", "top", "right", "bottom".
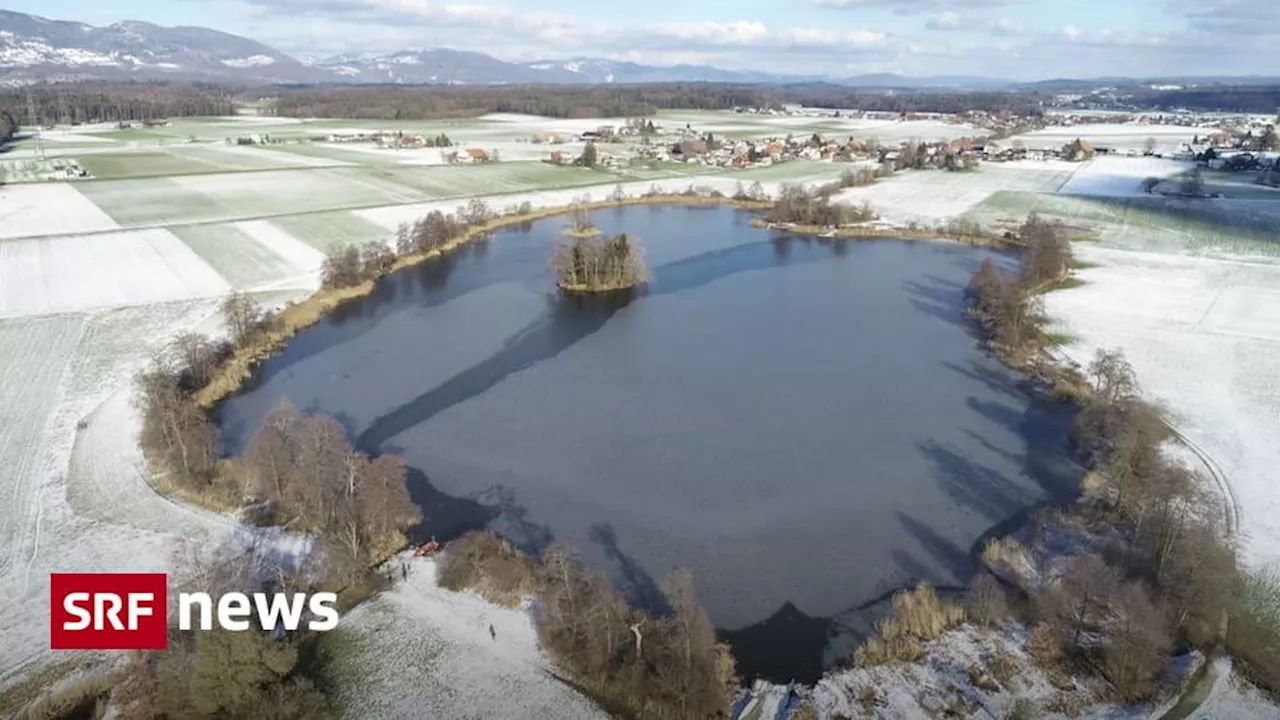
[{"left": 7, "top": 0, "right": 1276, "bottom": 80}]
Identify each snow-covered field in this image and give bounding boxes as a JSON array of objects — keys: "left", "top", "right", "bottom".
[
  {"left": 1045, "top": 247, "right": 1280, "bottom": 565},
  {"left": 0, "top": 229, "right": 231, "bottom": 317},
  {"left": 1056, "top": 156, "right": 1194, "bottom": 197},
  {"left": 834, "top": 163, "right": 1078, "bottom": 224},
  {"left": 326, "top": 555, "right": 607, "bottom": 720},
  {"left": 1009, "top": 123, "right": 1211, "bottom": 153},
  {"left": 0, "top": 299, "right": 311, "bottom": 681},
  {"left": 0, "top": 183, "right": 120, "bottom": 239}
]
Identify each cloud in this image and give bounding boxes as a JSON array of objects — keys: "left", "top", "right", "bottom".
[
  {"left": 240, "top": 0, "right": 898, "bottom": 72},
  {"left": 925, "top": 12, "right": 964, "bottom": 30},
  {"left": 988, "top": 18, "right": 1023, "bottom": 36},
  {"left": 234, "top": 0, "right": 1271, "bottom": 79},
  {"left": 812, "top": 0, "right": 1021, "bottom": 12},
  {"left": 1165, "top": 0, "right": 1280, "bottom": 36}
]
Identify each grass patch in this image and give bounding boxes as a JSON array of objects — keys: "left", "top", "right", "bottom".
[
  {"left": 171, "top": 223, "right": 297, "bottom": 289},
  {"left": 853, "top": 583, "right": 966, "bottom": 667},
  {"left": 1228, "top": 567, "right": 1280, "bottom": 697},
  {"left": 437, "top": 531, "right": 544, "bottom": 607},
  {"left": 1046, "top": 276, "right": 1087, "bottom": 292},
  {"left": 269, "top": 211, "right": 390, "bottom": 252},
  {"left": 77, "top": 151, "right": 221, "bottom": 179},
  {"left": 1046, "top": 331, "right": 1077, "bottom": 347},
  {"left": 12, "top": 674, "right": 112, "bottom": 720},
  {"left": 0, "top": 659, "right": 100, "bottom": 720}
]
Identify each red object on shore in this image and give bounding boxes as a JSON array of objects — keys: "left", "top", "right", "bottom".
[{"left": 414, "top": 538, "right": 440, "bottom": 557}]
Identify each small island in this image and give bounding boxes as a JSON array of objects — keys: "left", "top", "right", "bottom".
[
  {"left": 563, "top": 205, "right": 603, "bottom": 239},
  {"left": 550, "top": 231, "right": 649, "bottom": 292}
]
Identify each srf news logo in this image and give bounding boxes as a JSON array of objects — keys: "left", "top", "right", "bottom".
[{"left": 50, "top": 573, "right": 339, "bottom": 650}]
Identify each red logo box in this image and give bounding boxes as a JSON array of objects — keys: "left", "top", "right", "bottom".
[{"left": 50, "top": 573, "right": 168, "bottom": 650}]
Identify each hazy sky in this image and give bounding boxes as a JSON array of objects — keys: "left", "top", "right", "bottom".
[{"left": 9, "top": 0, "right": 1275, "bottom": 80}]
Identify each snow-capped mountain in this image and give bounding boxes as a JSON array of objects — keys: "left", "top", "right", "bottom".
[
  {"left": 0, "top": 9, "right": 327, "bottom": 83},
  {"left": 0, "top": 9, "right": 1010, "bottom": 88}
]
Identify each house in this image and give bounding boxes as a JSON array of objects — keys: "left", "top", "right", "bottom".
[
  {"left": 677, "top": 139, "right": 709, "bottom": 158},
  {"left": 465, "top": 148, "right": 489, "bottom": 163}
]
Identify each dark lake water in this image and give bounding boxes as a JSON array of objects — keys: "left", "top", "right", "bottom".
[{"left": 217, "top": 205, "right": 1081, "bottom": 683}]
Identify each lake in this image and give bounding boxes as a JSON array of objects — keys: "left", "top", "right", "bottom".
[{"left": 217, "top": 204, "right": 1080, "bottom": 682}]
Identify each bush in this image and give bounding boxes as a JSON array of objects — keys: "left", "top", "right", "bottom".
[
  {"left": 966, "top": 573, "right": 1011, "bottom": 627},
  {"left": 1228, "top": 568, "right": 1280, "bottom": 696},
  {"left": 853, "top": 583, "right": 964, "bottom": 667},
  {"left": 437, "top": 531, "right": 544, "bottom": 607},
  {"left": 766, "top": 184, "right": 874, "bottom": 226}
]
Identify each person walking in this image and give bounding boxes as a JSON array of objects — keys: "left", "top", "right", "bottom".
[{"left": 489, "top": 624, "right": 496, "bottom": 641}]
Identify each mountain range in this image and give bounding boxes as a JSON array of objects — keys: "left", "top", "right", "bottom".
[
  {"left": 0, "top": 8, "right": 1012, "bottom": 88},
  {"left": 0, "top": 9, "right": 1274, "bottom": 90}
]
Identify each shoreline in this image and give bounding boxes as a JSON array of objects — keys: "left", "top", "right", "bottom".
[
  {"left": 747, "top": 216, "right": 1024, "bottom": 248},
  {"left": 194, "top": 194, "right": 771, "bottom": 408}
]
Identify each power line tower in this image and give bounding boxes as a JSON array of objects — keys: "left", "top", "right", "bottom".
[{"left": 24, "top": 87, "right": 46, "bottom": 161}]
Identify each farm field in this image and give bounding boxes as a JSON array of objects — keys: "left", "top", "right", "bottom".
[
  {"left": 835, "top": 163, "right": 1079, "bottom": 224},
  {"left": 964, "top": 191, "right": 1280, "bottom": 260},
  {"left": 1045, "top": 247, "right": 1280, "bottom": 565},
  {"left": 268, "top": 210, "right": 393, "bottom": 251},
  {"left": 366, "top": 161, "right": 613, "bottom": 198},
  {"left": 1007, "top": 122, "right": 1212, "bottom": 153},
  {"left": 0, "top": 228, "right": 230, "bottom": 317},
  {"left": 0, "top": 183, "right": 120, "bottom": 239},
  {"left": 0, "top": 298, "right": 311, "bottom": 679},
  {"left": 169, "top": 223, "right": 310, "bottom": 290}
]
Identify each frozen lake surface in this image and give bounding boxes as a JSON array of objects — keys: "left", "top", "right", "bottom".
[{"left": 217, "top": 205, "right": 1081, "bottom": 681}]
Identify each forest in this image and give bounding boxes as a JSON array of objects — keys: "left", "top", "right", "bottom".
[
  {"left": 1137, "top": 85, "right": 1280, "bottom": 113},
  {"left": 0, "top": 82, "right": 235, "bottom": 126},
  {"left": 264, "top": 82, "right": 1049, "bottom": 120}
]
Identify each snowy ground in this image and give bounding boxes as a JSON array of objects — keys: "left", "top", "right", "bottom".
[
  {"left": 1057, "top": 156, "right": 1194, "bottom": 198},
  {"left": 1008, "top": 123, "right": 1212, "bottom": 153},
  {"left": 810, "top": 624, "right": 1167, "bottom": 719},
  {"left": 1188, "top": 657, "right": 1278, "bottom": 719},
  {"left": 326, "top": 555, "right": 607, "bottom": 720},
  {"left": 0, "top": 299, "right": 311, "bottom": 682},
  {"left": 0, "top": 229, "right": 232, "bottom": 317},
  {"left": 834, "top": 164, "right": 1078, "bottom": 224},
  {"left": 1045, "top": 247, "right": 1280, "bottom": 566},
  {"left": 0, "top": 183, "right": 120, "bottom": 239}
]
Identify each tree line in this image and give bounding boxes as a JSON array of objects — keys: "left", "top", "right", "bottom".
[
  {"left": 0, "top": 82, "right": 235, "bottom": 126},
  {"left": 921, "top": 216, "right": 1267, "bottom": 706},
  {"left": 266, "top": 83, "right": 774, "bottom": 120},
  {"left": 137, "top": 291, "right": 421, "bottom": 579},
  {"left": 262, "top": 82, "right": 1050, "bottom": 120},
  {"left": 966, "top": 213, "right": 1073, "bottom": 361}
]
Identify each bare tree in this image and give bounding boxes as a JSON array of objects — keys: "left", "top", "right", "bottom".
[
  {"left": 360, "top": 240, "right": 395, "bottom": 277},
  {"left": 221, "top": 291, "right": 263, "bottom": 345},
  {"left": 171, "top": 331, "right": 220, "bottom": 389},
  {"left": 1103, "top": 583, "right": 1172, "bottom": 701},
  {"left": 320, "top": 244, "right": 364, "bottom": 289},
  {"left": 1039, "top": 554, "right": 1120, "bottom": 651}
]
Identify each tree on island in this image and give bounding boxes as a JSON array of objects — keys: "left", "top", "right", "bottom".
[{"left": 550, "top": 232, "right": 648, "bottom": 292}]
